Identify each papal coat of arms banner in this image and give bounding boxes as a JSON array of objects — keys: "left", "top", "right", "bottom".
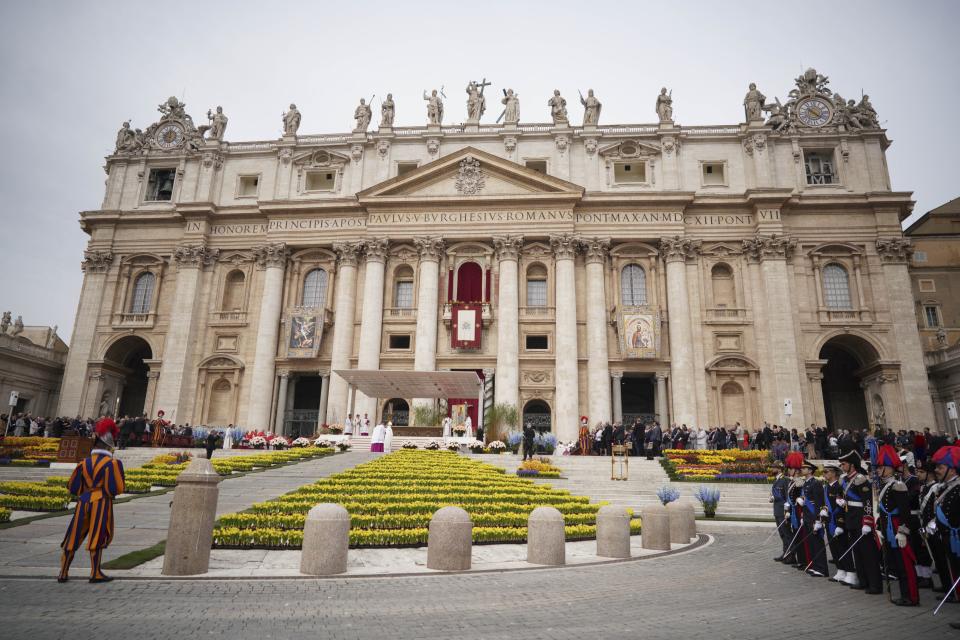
[
  {"left": 287, "top": 313, "right": 321, "bottom": 358},
  {"left": 618, "top": 309, "right": 660, "bottom": 359},
  {"left": 451, "top": 303, "right": 482, "bottom": 350}
]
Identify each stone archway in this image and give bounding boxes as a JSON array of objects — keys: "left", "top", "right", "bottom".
[
  {"left": 817, "top": 334, "right": 882, "bottom": 431},
  {"left": 101, "top": 335, "right": 153, "bottom": 418},
  {"left": 720, "top": 381, "right": 746, "bottom": 427},
  {"left": 522, "top": 399, "right": 552, "bottom": 432}
]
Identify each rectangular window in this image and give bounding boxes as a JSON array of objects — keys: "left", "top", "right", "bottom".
[
  {"left": 913, "top": 250, "right": 928, "bottom": 263},
  {"left": 145, "top": 168, "right": 176, "bottom": 201},
  {"left": 305, "top": 171, "right": 336, "bottom": 191},
  {"left": 388, "top": 334, "right": 411, "bottom": 350},
  {"left": 614, "top": 162, "right": 646, "bottom": 184},
  {"left": 925, "top": 306, "right": 941, "bottom": 328},
  {"left": 237, "top": 175, "right": 259, "bottom": 197},
  {"left": 526, "top": 280, "right": 547, "bottom": 307},
  {"left": 525, "top": 334, "right": 549, "bottom": 350},
  {"left": 804, "top": 151, "right": 836, "bottom": 185},
  {"left": 396, "top": 162, "right": 419, "bottom": 177},
  {"left": 394, "top": 281, "right": 414, "bottom": 308},
  {"left": 919, "top": 279, "right": 936, "bottom": 293},
  {"left": 701, "top": 162, "right": 726, "bottom": 186},
  {"left": 525, "top": 160, "right": 548, "bottom": 174}
]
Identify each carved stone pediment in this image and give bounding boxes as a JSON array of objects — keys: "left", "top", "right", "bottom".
[
  {"left": 292, "top": 148, "right": 350, "bottom": 168},
  {"left": 598, "top": 139, "right": 661, "bottom": 160},
  {"left": 702, "top": 242, "right": 743, "bottom": 257}
]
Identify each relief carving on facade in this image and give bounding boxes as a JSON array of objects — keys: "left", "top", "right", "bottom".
[
  {"left": 82, "top": 250, "right": 115, "bottom": 273},
  {"left": 876, "top": 237, "right": 913, "bottom": 263},
  {"left": 742, "top": 234, "right": 796, "bottom": 261},
  {"left": 331, "top": 241, "right": 363, "bottom": 268},
  {"left": 522, "top": 369, "right": 551, "bottom": 384},
  {"left": 659, "top": 236, "right": 701, "bottom": 263},
  {"left": 364, "top": 238, "right": 390, "bottom": 262},
  {"left": 455, "top": 156, "right": 485, "bottom": 195},
  {"left": 253, "top": 243, "right": 291, "bottom": 270}
]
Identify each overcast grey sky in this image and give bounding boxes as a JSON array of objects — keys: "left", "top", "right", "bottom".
[{"left": 1, "top": 0, "right": 957, "bottom": 343}]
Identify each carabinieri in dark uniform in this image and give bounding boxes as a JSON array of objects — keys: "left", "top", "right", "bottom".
[
  {"left": 875, "top": 444, "right": 919, "bottom": 606},
  {"left": 770, "top": 461, "right": 792, "bottom": 561},
  {"left": 800, "top": 459, "right": 829, "bottom": 577},
  {"left": 821, "top": 461, "right": 854, "bottom": 584},
  {"left": 919, "top": 460, "right": 948, "bottom": 593},
  {"left": 908, "top": 461, "right": 934, "bottom": 589},
  {"left": 838, "top": 449, "right": 882, "bottom": 594},
  {"left": 932, "top": 445, "right": 960, "bottom": 606},
  {"left": 782, "top": 451, "right": 806, "bottom": 567}
]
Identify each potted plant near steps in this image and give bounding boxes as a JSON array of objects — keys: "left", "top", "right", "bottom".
[{"left": 694, "top": 485, "right": 721, "bottom": 518}]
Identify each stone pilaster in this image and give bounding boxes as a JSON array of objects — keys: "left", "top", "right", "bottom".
[
  {"left": 318, "top": 371, "right": 331, "bottom": 426},
  {"left": 583, "top": 237, "right": 612, "bottom": 424},
  {"left": 325, "top": 241, "right": 364, "bottom": 424},
  {"left": 153, "top": 244, "right": 218, "bottom": 420},
  {"left": 550, "top": 234, "right": 580, "bottom": 441},
  {"left": 655, "top": 373, "right": 668, "bottom": 424},
  {"left": 492, "top": 235, "right": 522, "bottom": 411},
  {"left": 355, "top": 238, "right": 389, "bottom": 419},
  {"left": 58, "top": 250, "right": 114, "bottom": 417},
  {"left": 876, "top": 237, "right": 936, "bottom": 426},
  {"left": 245, "top": 243, "right": 290, "bottom": 429},
  {"left": 412, "top": 237, "right": 444, "bottom": 413},
  {"left": 660, "top": 236, "right": 699, "bottom": 426}
]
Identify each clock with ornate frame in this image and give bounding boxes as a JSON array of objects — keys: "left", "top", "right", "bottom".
[
  {"left": 796, "top": 97, "right": 833, "bottom": 127},
  {"left": 155, "top": 123, "right": 185, "bottom": 149}
]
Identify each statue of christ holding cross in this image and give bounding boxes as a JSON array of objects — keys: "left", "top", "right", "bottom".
[{"left": 466, "top": 78, "right": 490, "bottom": 122}]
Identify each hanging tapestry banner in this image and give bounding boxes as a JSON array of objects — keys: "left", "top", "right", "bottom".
[
  {"left": 618, "top": 309, "right": 660, "bottom": 359},
  {"left": 451, "top": 303, "right": 483, "bottom": 350}
]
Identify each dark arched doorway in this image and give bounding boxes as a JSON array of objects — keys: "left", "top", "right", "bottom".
[
  {"left": 819, "top": 335, "right": 879, "bottom": 431},
  {"left": 522, "top": 399, "right": 552, "bottom": 432},
  {"left": 383, "top": 398, "right": 409, "bottom": 426},
  {"left": 104, "top": 336, "right": 152, "bottom": 418}
]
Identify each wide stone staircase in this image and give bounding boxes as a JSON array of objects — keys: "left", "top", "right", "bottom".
[
  {"left": 345, "top": 434, "right": 446, "bottom": 452},
  {"left": 474, "top": 453, "right": 774, "bottom": 520}
]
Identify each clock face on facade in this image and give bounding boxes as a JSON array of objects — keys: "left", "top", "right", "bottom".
[
  {"left": 156, "top": 123, "right": 185, "bottom": 149},
  {"left": 797, "top": 98, "right": 833, "bottom": 127}
]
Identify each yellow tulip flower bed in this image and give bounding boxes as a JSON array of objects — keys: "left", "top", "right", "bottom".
[
  {"left": 661, "top": 448, "right": 772, "bottom": 483},
  {"left": 0, "top": 506, "right": 10, "bottom": 523},
  {"left": 213, "top": 449, "right": 640, "bottom": 549},
  {"left": 0, "top": 436, "right": 60, "bottom": 466}
]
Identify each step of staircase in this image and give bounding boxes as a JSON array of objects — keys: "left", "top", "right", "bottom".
[{"left": 344, "top": 435, "right": 447, "bottom": 453}]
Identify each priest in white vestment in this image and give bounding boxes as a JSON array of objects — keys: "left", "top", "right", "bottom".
[
  {"left": 383, "top": 422, "right": 394, "bottom": 453},
  {"left": 360, "top": 414, "right": 370, "bottom": 436},
  {"left": 464, "top": 415, "right": 473, "bottom": 439},
  {"left": 222, "top": 428, "right": 234, "bottom": 450},
  {"left": 442, "top": 416, "right": 452, "bottom": 439},
  {"left": 370, "top": 421, "right": 386, "bottom": 452},
  {"left": 344, "top": 416, "right": 353, "bottom": 435}
]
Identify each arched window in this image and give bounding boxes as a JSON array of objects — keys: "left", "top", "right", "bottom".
[
  {"left": 129, "top": 272, "right": 155, "bottom": 314},
  {"left": 302, "top": 268, "right": 328, "bottom": 308},
  {"left": 526, "top": 263, "right": 548, "bottom": 307},
  {"left": 393, "top": 265, "right": 414, "bottom": 308},
  {"left": 221, "top": 270, "right": 245, "bottom": 311},
  {"left": 822, "top": 264, "right": 852, "bottom": 309},
  {"left": 711, "top": 263, "right": 735, "bottom": 308},
  {"left": 620, "top": 264, "right": 647, "bottom": 307}
]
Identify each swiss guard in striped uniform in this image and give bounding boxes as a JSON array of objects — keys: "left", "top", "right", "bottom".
[
  {"left": 876, "top": 444, "right": 919, "bottom": 606},
  {"left": 57, "top": 417, "right": 126, "bottom": 583}
]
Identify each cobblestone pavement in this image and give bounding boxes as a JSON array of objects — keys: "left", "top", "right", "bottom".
[{"left": 0, "top": 528, "right": 954, "bottom": 640}]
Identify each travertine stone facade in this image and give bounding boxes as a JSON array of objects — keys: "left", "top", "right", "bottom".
[{"left": 58, "top": 73, "right": 936, "bottom": 440}]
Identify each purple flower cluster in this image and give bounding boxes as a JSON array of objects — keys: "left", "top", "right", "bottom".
[{"left": 716, "top": 473, "right": 768, "bottom": 481}]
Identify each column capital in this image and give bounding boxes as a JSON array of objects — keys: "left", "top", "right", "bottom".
[
  {"left": 582, "top": 237, "right": 610, "bottom": 265},
  {"left": 278, "top": 369, "right": 291, "bottom": 379},
  {"left": 254, "top": 242, "right": 291, "bottom": 270},
  {"left": 549, "top": 233, "right": 580, "bottom": 261},
  {"left": 414, "top": 236, "right": 445, "bottom": 263},
  {"left": 173, "top": 244, "right": 219, "bottom": 270},
  {"left": 482, "top": 367, "right": 495, "bottom": 377},
  {"left": 875, "top": 237, "right": 913, "bottom": 263},
  {"left": 332, "top": 240, "right": 364, "bottom": 267},
  {"left": 82, "top": 250, "right": 114, "bottom": 273},
  {"left": 659, "top": 235, "right": 701, "bottom": 263},
  {"left": 655, "top": 372, "right": 668, "bottom": 381},
  {"left": 492, "top": 235, "right": 523, "bottom": 262},
  {"left": 610, "top": 370, "right": 623, "bottom": 380},
  {"left": 741, "top": 233, "right": 795, "bottom": 262},
  {"left": 364, "top": 237, "right": 390, "bottom": 263}
]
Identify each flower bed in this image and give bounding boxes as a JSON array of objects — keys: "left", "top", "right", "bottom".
[
  {"left": 0, "top": 436, "right": 60, "bottom": 463},
  {"left": 213, "top": 449, "right": 639, "bottom": 549},
  {"left": 0, "top": 506, "right": 9, "bottom": 523},
  {"left": 516, "top": 458, "right": 562, "bottom": 479},
  {"left": 660, "top": 448, "right": 771, "bottom": 483}
]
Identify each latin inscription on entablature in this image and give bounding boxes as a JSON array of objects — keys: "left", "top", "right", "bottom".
[
  {"left": 368, "top": 210, "right": 575, "bottom": 226},
  {"left": 187, "top": 218, "right": 367, "bottom": 236},
  {"left": 576, "top": 212, "right": 753, "bottom": 226}
]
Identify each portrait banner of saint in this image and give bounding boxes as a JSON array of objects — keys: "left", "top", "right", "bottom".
[{"left": 619, "top": 310, "right": 660, "bottom": 359}]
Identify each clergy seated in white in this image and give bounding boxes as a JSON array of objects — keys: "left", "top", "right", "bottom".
[{"left": 370, "top": 421, "right": 386, "bottom": 452}]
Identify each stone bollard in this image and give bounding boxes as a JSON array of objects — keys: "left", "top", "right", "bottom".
[
  {"left": 667, "top": 501, "right": 692, "bottom": 544},
  {"left": 300, "top": 503, "right": 350, "bottom": 575},
  {"left": 681, "top": 502, "right": 697, "bottom": 542},
  {"left": 427, "top": 506, "right": 473, "bottom": 571},
  {"left": 640, "top": 503, "right": 671, "bottom": 551},
  {"left": 596, "top": 505, "right": 631, "bottom": 558},
  {"left": 527, "top": 506, "right": 565, "bottom": 566},
  {"left": 162, "top": 457, "right": 221, "bottom": 576}
]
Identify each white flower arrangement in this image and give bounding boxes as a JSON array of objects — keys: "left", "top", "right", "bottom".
[
  {"left": 424, "top": 440, "right": 442, "bottom": 450},
  {"left": 555, "top": 441, "right": 574, "bottom": 456},
  {"left": 271, "top": 436, "right": 289, "bottom": 449},
  {"left": 445, "top": 442, "right": 462, "bottom": 451},
  {"left": 401, "top": 441, "right": 419, "bottom": 449},
  {"left": 314, "top": 437, "right": 335, "bottom": 448},
  {"left": 467, "top": 439, "right": 485, "bottom": 451},
  {"left": 487, "top": 440, "right": 506, "bottom": 450},
  {"left": 292, "top": 437, "right": 312, "bottom": 448},
  {"left": 249, "top": 436, "right": 267, "bottom": 447}
]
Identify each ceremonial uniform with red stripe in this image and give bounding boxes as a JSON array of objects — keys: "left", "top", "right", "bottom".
[{"left": 876, "top": 444, "right": 919, "bottom": 606}]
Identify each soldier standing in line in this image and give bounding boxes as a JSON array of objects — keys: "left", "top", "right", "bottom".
[
  {"left": 906, "top": 461, "right": 934, "bottom": 589},
  {"left": 799, "top": 459, "right": 829, "bottom": 577},
  {"left": 770, "top": 461, "right": 792, "bottom": 561},
  {"left": 919, "top": 460, "right": 949, "bottom": 593},
  {"left": 875, "top": 444, "right": 919, "bottom": 606},
  {"left": 838, "top": 449, "right": 883, "bottom": 594},
  {"left": 822, "top": 462, "right": 855, "bottom": 584},
  {"left": 931, "top": 446, "right": 960, "bottom": 606},
  {"left": 783, "top": 452, "right": 807, "bottom": 567}
]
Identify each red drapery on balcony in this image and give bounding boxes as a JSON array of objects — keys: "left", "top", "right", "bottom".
[{"left": 456, "top": 261, "right": 483, "bottom": 302}]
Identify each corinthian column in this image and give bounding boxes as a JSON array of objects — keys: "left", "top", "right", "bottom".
[
  {"left": 246, "top": 243, "right": 290, "bottom": 429},
  {"left": 493, "top": 235, "right": 523, "bottom": 411},
  {"left": 355, "top": 238, "right": 389, "bottom": 419},
  {"left": 660, "top": 236, "right": 699, "bottom": 426},
  {"left": 412, "top": 237, "right": 444, "bottom": 412},
  {"left": 154, "top": 244, "right": 218, "bottom": 420},
  {"left": 876, "top": 237, "right": 936, "bottom": 426},
  {"left": 325, "top": 241, "right": 364, "bottom": 424},
  {"left": 583, "top": 238, "right": 612, "bottom": 424},
  {"left": 551, "top": 234, "right": 580, "bottom": 442},
  {"left": 58, "top": 250, "right": 114, "bottom": 417}
]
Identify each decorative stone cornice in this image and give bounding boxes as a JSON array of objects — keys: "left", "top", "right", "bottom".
[
  {"left": 742, "top": 234, "right": 796, "bottom": 261},
  {"left": 173, "top": 244, "right": 219, "bottom": 269},
  {"left": 253, "top": 242, "right": 291, "bottom": 270},
  {"left": 414, "top": 237, "right": 445, "bottom": 263},
  {"left": 492, "top": 235, "right": 524, "bottom": 262},
  {"left": 82, "top": 250, "right": 114, "bottom": 273},
  {"left": 549, "top": 233, "right": 580, "bottom": 261},
  {"left": 875, "top": 237, "right": 913, "bottom": 263},
  {"left": 364, "top": 238, "right": 390, "bottom": 263},
  {"left": 659, "top": 235, "right": 701, "bottom": 263},
  {"left": 332, "top": 241, "right": 364, "bottom": 267},
  {"left": 581, "top": 237, "right": 610, "bottom": 265}
]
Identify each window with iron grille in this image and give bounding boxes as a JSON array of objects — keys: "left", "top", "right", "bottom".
[
  {"left": 620, "top": 264, "right": 647, "bottom": 306},
  {"left": 822, "top": 264, "right": 852, "bottom": 309},
  {"left": 301, "top": 269, "right": 328, "bottom": 307}
]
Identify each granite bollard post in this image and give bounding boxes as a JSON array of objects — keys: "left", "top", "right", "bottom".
[
  {"left": 427, "top": 506, "right": 473, "bottom": 570},
  {"left": 682, "top": 502, "right": 697, "bottom": 542},
  {"left": 596, "top": 505, "right": 631, "bottom": 558},
  {"left": 640, "top": 503, "right": 671, "bottom": 551},
  {"left": 162, "top": 457, "right": 221, "bottom": 576},
  {"left": 300, "top": 503, "right": 350, "bottom": 575},
  {"left": 667, "top": 501, "right": 691, "bottom": 544},
  {"left": 527, "top": 506, "right": 565, "bottom": 565}
]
